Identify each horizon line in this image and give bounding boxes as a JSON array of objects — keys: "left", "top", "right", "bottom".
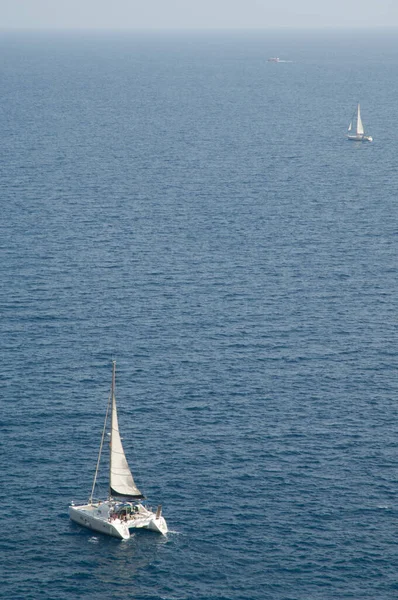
[{"left": 1, "top": 25, "right": 398, "bottom": 32}]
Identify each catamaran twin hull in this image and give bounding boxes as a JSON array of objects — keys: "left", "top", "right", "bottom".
[
  {"left": 69, "top": 501, "right": 168, "bottom": 540},
  {"left": 68, "top": 361, "right": 168, "bottom": 540}
]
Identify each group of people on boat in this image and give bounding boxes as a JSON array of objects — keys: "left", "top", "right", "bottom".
[{"left": 110, "top": 504, "right": 140, "bottom": 522}]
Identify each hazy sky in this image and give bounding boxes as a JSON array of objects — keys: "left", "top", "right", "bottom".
[{"left": 1, "top": 0, "right": 398, "bottom": 30}]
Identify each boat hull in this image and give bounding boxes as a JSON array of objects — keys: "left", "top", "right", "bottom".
[
  {"left": 69, "top": 504, "right": 130, "bottom": 539},
  {"left": 347, "top": 134, "right": 373, "bottom": 142},
  {"left": 69, "top": 501, "right": 168, "bottom": 539}
]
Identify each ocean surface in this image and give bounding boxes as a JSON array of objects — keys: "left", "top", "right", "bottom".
[{"left": 1, "top": 28, "right": 398, "bottom": 600}]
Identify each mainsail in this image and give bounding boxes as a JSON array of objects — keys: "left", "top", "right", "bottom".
[
  {"left": 356, "top": 104, "right": 364, "bottom": 135},
  {"left": 109, "top": 366, "right": 144, "bottom": 499}
]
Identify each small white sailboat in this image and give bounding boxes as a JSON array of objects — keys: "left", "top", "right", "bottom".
[
  {"left": 347, "top": 103, "right": 373, "bottom": 142},
  {"left": 69, "top": 361, "right": 167, "bottom": 539}
]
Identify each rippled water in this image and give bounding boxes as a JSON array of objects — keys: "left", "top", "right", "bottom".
[{"left": 1, "top": 29, "right": 398, "bottom": 600}]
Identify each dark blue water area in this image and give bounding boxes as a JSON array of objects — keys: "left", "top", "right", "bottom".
[{"left": 1, "top": 28, "right": 398, "bottom": 599}]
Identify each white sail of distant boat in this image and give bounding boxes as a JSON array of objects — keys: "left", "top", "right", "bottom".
[
  {"left": 347, "top": 103, "right": 372, "bottom": 142},
  {"left": 69, "top": 361, "right": 167, "bottom": 539}
]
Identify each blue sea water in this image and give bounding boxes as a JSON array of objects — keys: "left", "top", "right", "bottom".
[{"left": 1, "top": 28, "right": 398, "bottom": 599}]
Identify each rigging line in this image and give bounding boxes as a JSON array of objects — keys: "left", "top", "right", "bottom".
[{"left": 89, "top": 388, "right": 112, "bottom": 504}]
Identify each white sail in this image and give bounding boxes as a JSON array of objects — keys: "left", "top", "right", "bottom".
[
  {"left": 356, "top": 104, "right": 364, "bottom": 135},
  {"left": 348, "top": 121, "right": 352, "bottom": 132},
  {"left": 110, "top": 392, "right": 143, "bottom": 499}
]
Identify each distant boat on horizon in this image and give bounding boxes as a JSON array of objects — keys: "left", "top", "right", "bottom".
[
  {"left": 267, "top": 57, "right": 292, "bottom": 63},
  {"left": 347, "top": 103, "right": 373, "bottom": 142}
]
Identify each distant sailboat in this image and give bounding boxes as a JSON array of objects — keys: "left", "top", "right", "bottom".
[
  {"left": 69, "top": 361, "right": 168, "bottom": 539},
  {"left": 347, "top": 103, "right": 373, "bottom": 142}
]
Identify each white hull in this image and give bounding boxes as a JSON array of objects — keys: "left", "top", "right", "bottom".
[
  {"left": 69, "top": 504, "right": 130, "bottom": 539},
  {"left": 347, "top": 134, "right": 373, "bottom": 142},
  {"left": 69, "top": 501, "right": 168, "bottom": 540}
]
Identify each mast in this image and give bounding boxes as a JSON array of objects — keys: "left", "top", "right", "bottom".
[{"left": 109, "top": 359, "right": 116, "bottom": 500}]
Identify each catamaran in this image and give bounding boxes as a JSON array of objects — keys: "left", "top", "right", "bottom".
[
  {"left": 347, "top": 103, "right": 373, "bottom": 142},
  {"left": 69, "top": 361, "right": 167, "bottom": 539}
]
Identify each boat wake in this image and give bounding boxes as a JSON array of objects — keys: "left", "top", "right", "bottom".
[{"left": 166, "top": 529, "right": 181, "bottom": 535}]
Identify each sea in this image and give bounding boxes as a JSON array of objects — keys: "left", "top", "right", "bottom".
[{"left": 1, "top": 28, "right": 398, "bottom": 600}]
